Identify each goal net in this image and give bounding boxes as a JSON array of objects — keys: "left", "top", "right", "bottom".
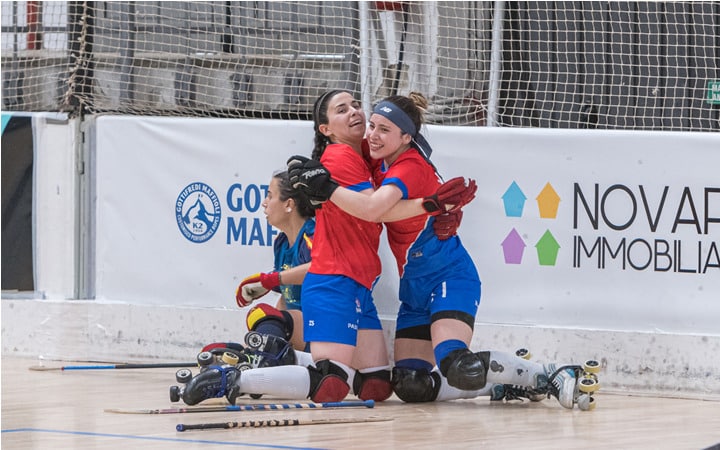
[{"left": 2, "top": 1, "right": 718, "bottom": 131}]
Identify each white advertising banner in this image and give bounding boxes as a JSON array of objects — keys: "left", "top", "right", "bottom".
[
  {"left": 94, "top": 117, "right": 315, "bottom": 309},
  {"left": 426, "top": 126, "right": 719, "bottom": 335},
  {"left": 94, "top": 117, "right": 719, "bottom": 335}
]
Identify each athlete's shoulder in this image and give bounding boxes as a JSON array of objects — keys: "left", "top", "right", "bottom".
[
  {"left": 397, "top": 148, "right": 429, "bottom": 166},
  {"left": 273, "top": 231, "right": 289, "bottom": 251},
  {"left": 321, "top": 143, "right": 359, "bottom": 164},
  {"left": 301, "top": 218, "right": 316, "bottom": 236},
  {"left": 299, "top": 219, "right": 315, "bottom": 251},
  {"left": 387, "top": 149, "right": 435, "bottom": 178},
  {"left": 321, "top": 143, "right": 372, "bottom": 189}
]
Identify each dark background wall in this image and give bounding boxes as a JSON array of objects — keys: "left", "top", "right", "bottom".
[{"left": 2, "top": 115, "right": 34, "bottom": 291}]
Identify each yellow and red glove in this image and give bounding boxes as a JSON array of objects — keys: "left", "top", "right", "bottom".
[{"left": 235, "top": 272, "right": 281, "bottom": 308}]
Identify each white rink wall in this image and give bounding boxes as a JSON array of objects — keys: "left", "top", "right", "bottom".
[
  {"left": 3, "top": 299, "right": 720, "bottom": 400},
  {"left": 2, "top": 116, "right": 719, "bottom": 400}
]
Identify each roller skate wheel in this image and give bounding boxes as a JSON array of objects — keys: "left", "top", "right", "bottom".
[
  {"left": 250, "top": 393, "right": 263, "bottom": 400},
  {"left": 175, "top": 368, "right": 193, "bottom": 384},
  {"left": 245, "top": 331, "right": 264, "bottom": 349},
  {"left": 169, "top": 385, "right": 181, "bottom": 403},
  {"left": 583, "top": 359, "right": 601, "bottom": 374},
  {"left": 197, "top": 351, "right": 214, "bottom": 366},
  {"left": 221, "top": 352, "right": 240, "bottom": 365},
  {"left": 583, "top": 372, "right": 599, "bottom": 382},
  {"left": 236, "top": 362, "right": 253, "bottom": 371},
  {"left": 579, "top": 376, "right": 600, "bottom": 393},
  {"left": 515, "top": 348, "right": 532, "bottom": 360},
  {"left": 577, "top": 394, "right": 596, "bottom": 411}
]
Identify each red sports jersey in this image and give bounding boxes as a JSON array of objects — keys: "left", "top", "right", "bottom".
[
  {"left": 373, "top": 149, "right": 441, "bottom": 276},
  {"left": 309, "top": 142, "right": 383, "bottom": 290}
]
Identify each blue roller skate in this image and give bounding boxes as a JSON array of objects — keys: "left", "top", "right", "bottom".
[{"left": 179, "top": 363, "right": 243, "bottom": 405}]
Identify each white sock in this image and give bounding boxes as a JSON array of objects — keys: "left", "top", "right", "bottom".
[
  {"left": 238, "top": 365, "right": 311, "bottom": 399},
  {"left": 330, "top": 360, "right": 356, "bottom": 388},
  {"left": 358, "top": 364, "right": 391, "bottom": 374},
  {"left": 294, "top": 350, "right": 315, "bottom": 367}
]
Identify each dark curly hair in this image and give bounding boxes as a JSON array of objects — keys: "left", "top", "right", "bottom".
[{"left": 273, "top": 170, "right": 315, "bottom": 219}]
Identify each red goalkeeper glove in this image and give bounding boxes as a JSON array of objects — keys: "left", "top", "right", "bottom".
[
  {"left": 433, "top": 210, "right": 463, "bottom": 240},
  {"left": 235, "top": 272, "right": 281, "bottom": 308},
  {"left": 422, "top": 177, "right": 477, "bottom": 216}
]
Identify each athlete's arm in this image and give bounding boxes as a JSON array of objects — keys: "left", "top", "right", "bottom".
[
  {"left": 329, "top": 185, "right": 424, "bottom": 223},
  {"left": 277, "top": 262, "right": 311, "bottom": 285}
]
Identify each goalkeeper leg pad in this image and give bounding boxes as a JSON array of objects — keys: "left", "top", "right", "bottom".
[{"left": 246, "top": 303, "right": 294, "bottom": 340}]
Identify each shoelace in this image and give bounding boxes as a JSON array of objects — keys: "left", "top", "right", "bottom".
[{"left": 501, "top": 384, "right": 549, "bottom": 402}]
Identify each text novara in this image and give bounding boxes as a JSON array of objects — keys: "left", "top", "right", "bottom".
[{"left": 572, "top": 183, "right": 719, "bottom": 274}]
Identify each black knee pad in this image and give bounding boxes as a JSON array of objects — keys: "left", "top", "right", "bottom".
[
  {"left": 439, "top": 349, "right": 490, "bottom": 391},
  {"left": 353, "top": 367, "right": 392, "bottom": 402},
  {"left": 307, "top": 359, "right": 351, "bottom": 402},
  {"left": 391, "top": 366, "right": 441, "bottom": 403}
]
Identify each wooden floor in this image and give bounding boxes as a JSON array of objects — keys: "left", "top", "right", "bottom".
[{"left": 2, "top": 356, "right": 719, "bottom": 450}]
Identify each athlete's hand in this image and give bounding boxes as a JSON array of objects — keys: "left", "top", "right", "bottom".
[
  {"left": 422, "top": 177, "right": 477, "bottom": 216},
  {"left": 287, "top": 155, "right": 339, "bottom": 205},
  {"left": 286, "top": 155, "right": 312, "bottom": 185},
  {"left": 433, "top": 210, "right": 463, "bottom": 240},
  {"left": 236, "top": 272, "right": 281, "bottom": 308}
]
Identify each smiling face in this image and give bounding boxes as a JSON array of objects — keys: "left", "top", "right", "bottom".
[
  {"left": 367, "top": 113, "right": 412, "bottom": 165},
  {"left": 319, "top": 92, "right": 366, "bottom": 150},
  {"left": 262, "top": 176, "right": 291, "bottom": 230}
]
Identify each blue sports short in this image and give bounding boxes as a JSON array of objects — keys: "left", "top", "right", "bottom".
[
  {"left": 301, "top": 273, "right": 383, "bottom": 345},
  {"left": 396, "top": 251, "right": 481, "bottom": 331}
]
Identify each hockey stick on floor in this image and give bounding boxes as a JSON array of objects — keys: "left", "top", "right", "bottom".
[
  {"left": 106, "top": 399, "right": 375, "bottom": 414},
  {"left": 29, "top": 362, "right": 197, "bottom": 371},
  {"left": 176, "top": 415, "right": 391, "bottom": 431}
]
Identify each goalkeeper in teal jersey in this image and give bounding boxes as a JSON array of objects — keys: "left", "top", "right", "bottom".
[{"left": 233, "top": 170, "right": 315, "bottom": 354}]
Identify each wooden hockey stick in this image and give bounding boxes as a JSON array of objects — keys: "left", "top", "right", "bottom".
[
  {"left": 106, "top": 399, "right": 375, "bottom": 415},
  {"left": 176, "top": 415, "right": 391, "bottom": 431},
  {"left": 29, "top": 362, "right": 196, "bottom": 371}
]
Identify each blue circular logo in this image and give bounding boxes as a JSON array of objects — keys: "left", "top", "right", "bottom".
[{"left": 175, "top": 182, "right": 221, "bottom": 243}]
